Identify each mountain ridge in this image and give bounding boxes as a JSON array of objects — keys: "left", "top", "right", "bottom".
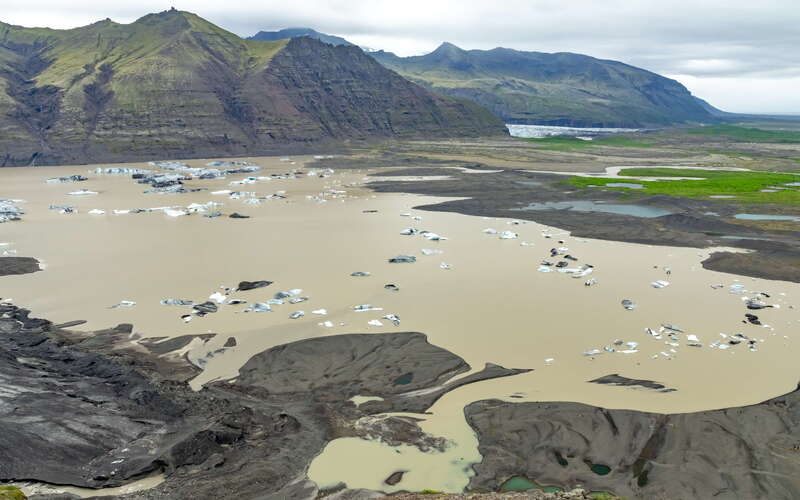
[
  {"left": 371, "top": 42, "right": 716, "bottom": 127},
  {"left": 0, "top": 10, "right": 506, "bottom": 166},
  {"left": 249, "top": 27, "right": 353, "bottom": 47}
]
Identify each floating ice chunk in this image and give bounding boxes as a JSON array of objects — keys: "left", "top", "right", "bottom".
[
  {"left": 421, "top": 249, "right": 443, "bottom": 256},
  {"left": 440, "top": 262, "right": 452, "bottom": 270},
  {"left": 482, "top": 228, "right": 498, "bottom": 234},
  {"left": 544, "top": 358, "right": 554, "bottom": 365},
  {"left": 161, "top": 298, "right": 194, "bottom": 307},
  {"left": 651, "top": 280, "right": 670, "bottom": 288},
  {"left": 245, "top": 303, "right": 271, "bottom": 313},
  {"left": 354, "top": 304, "right": 382, "bottom": 312},
  {"left": 209, "top": 292, "right": 227, "bottom": 304},
  {"left": 583, "top": 349, "right": 602, "bottom": 356},
  {"left": 423, "top": 232, "right": 446, "bottom": 241},
  {"left": 312, "top": 309, "right": 327, "bottom": 315},
  {"left": 499, "top": 231, "right": 518, "bottom": 239},
  {"left": 68, "top": 189, "right": 98, "bottom": 196},
  {"left": 110, "top": 300, "right": 136, "bottom": 309},
  {"left": 164, "top": 208, "right": 188, "bottom": 217},
  {"left": 400, "top": 228, "right": 419, "bottom": 235},
  {"left": 319, "top": 321, "right": 334, "bottom": 328},
  {"left": 88, "top": 209, "right": 106, "bottom": 215},
  {"left": 289, "top": 311, "right": 305, "bottom": 319},
  {"left": 619, "top": 349, "right": 639, "bottom": 354},
  {"left": 622, "top": 299, "right": 637, "bottom": 310},
  {"left": 537, "top": 266, "right": 553, "bottom": 273},
  {"left": 368, "top": 319, "right": 383, "bottom": 327},
  {"left": 383, "top": 314, "right": 401, "bottom": 326},
  {"left": 351, "top": 271, "right": 371, "bottom": 277},
  {"left": 389, "top": 255, "right": 416, "bottom": 263}
]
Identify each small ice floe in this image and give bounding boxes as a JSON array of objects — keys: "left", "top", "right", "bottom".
[
  {"left": 368, "top": 319, "right": 383, "bottom": 327},
  {"left": 482, "top": 228, "right": 498, "bottom": 234},
  {"left": 354, "top": 304, "right": 382, "bottom": 312},
  {"left": 289, "top": 311, "right": 305, "bottom": 319},
  {"left": 319, "top": 321, "right": 334, "bottom": 327},
  {"left": 383, "top": 314, "right": 401, "bottom": 326},
  {"left": 351, "top": 271, "right": 371, "bottom": 277},
  {"left": 312, "top": 309, "right": 327, "bottom": 315},
  {"left": 422, "top": 231, "right": 446, "bottom": 241},
  {"left": 245, "top": 303, "right": 271, "bottom": 313},
  {"left": 651, "top": 280, "right": 670, "bottom": 289},
  {"left": 499, "top": 231, "right": 518, "bottom": 239},
  {"left": 400, "top": 228, "right": 419, "bottom": 235},
  {"left": 110, "top": 300, "right": 136, "bottom": 309},
  {"left": 161, "top": 298, "right": 194, "bottom": 307},
  {"left": 68, "top": 189, "right": 98, "bottom": 196},
  {"left": 421, "top": 249, "right": 443, "bottom": 256},
  {"left": 544, "top": 358, "right": 554, "bottom": 365},
  {"left": 209, "top": 292, "right": 227, "bottom": 304},
  {"left": 622, "top": 299, "right": 637, "bottom": 310},
  {"left": 440, "top": 262, "right": 452, "bottom": 270},
  {"left": 164, "top": 208, "right": 188, "bottom": 217},
  {"left": 88, "top": 209, "right": 106, "bottom": 215}
]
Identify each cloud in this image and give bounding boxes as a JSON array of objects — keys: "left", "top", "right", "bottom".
[{"left": 2, "top": 0, "right": 798, "bottom": 112}]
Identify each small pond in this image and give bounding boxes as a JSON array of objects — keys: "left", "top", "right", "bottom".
[
  {"left": 734, "top": 214, "right": 800, "bottom": 221},
  {"left": 512, "top": 200, "right": 673, "bottom": 218}
]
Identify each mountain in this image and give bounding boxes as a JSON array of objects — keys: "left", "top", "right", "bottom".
[
  {"left": 0, "top": 11, "right": 505, "bottom": 166},
  {"left": 371, "top": 42, "right": 715, "bottom": 127},
  {"left": 249, "top": 27, "right": 353, "bottom": 47}
]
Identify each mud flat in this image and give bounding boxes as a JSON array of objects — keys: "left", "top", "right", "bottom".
[{"left": 1, "top": 154, "right": 799, "bottom": 498}]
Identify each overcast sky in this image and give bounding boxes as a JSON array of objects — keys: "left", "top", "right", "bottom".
[{"left": 4, "top": 0, "right": 799, "bottom": 114}]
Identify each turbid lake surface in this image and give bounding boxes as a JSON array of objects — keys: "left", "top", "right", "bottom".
[{"left": 2, "top": 155, "right": 798, "bottom": 494}]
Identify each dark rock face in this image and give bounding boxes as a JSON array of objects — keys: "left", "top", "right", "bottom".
[
  {"left": 0, "top": 14, "right": 506, "bottom": 167},
  {"left": 0, "top": 257, "right": 40, "bottom": 276},
  {"left": 465, "top": 389, "right": 800, "bottom": 500}
]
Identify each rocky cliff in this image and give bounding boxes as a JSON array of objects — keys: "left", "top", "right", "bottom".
[{"left": 0, "top": 10, "right": 506, "bottom": 166}]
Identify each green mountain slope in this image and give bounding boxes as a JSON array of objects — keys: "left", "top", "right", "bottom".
[
  {"left": 371, "top": 42, "right": 715, "bottom": 127},
  {"left": 0, "top": 10, "right": 505, "bottom": 166},
  {"left": 249, "top": 28, "right": 353, "bottom": 46}
]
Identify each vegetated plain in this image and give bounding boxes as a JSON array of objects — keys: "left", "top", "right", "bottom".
[{"left": 567, "top": 168, "right": 800, "bottom": 204}]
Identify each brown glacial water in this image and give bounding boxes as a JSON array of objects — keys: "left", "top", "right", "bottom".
[{"left": 2, "top": 155, "right": 798, "bottom": 494}]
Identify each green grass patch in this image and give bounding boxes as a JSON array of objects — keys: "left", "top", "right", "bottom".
[
  {"left": 567, "top": 168, "right": 800, "bottom": 204},
  {"left": 0, "top": 485, "right": 26, "bottom": 500},
  {"left": 525, "top": 135, "right": 653, "bottom": 151},
  {"left": 687, "top": 125, "right": 800, "bottom": 143},
  {"left": 418, "top": 490, "right": 444, "bottom": 494}
]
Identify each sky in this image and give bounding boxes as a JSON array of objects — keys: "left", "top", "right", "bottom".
[{"left": 3, "top": 0, "right": 799, "bottom": 114}]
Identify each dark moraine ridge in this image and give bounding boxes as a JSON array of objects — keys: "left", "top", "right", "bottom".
[
  {"left": 0, "top": 302, "right": 526, "bottom": 499},
  {"left": 0, "top": 257, "right": 40, "bottom": 276},
  {"left": 465, "top": 389, "right": 800, "bottom": 500},
  {"left": 322, "top": 156, "right": 800, "bottom": 283}
]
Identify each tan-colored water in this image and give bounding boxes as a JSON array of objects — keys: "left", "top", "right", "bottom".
[{"left": 2, "top": 155, "right": 798, "bottom": 494}]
